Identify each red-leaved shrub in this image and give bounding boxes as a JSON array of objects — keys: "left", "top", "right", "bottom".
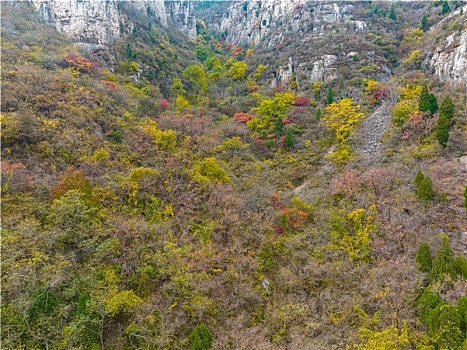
[
  {"left": 100, "top": 80, "right": 117, "bottom": 88},
  {"left": 62, "top": 53, "right": 98, "bottom": 73},
  {"left": 294, "top": 96, "right": 309, "bottom": 107},
  {"left": 1, "top": 161, "right": 34, "bottom": 193},
  {"left": 234, "top": 112, "right": 255, "bottom": 123},
  {"left": 159, "top": 99, "right": 170, "bottom": 108}
]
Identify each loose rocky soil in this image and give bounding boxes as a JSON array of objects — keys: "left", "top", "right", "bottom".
[{"left": 353, "top": 101, "right": 392, "bottom": 163}]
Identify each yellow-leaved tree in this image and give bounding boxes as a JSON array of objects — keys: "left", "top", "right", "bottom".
[{"left": 324, "top": 98, "right": 365, "bottom": 143}]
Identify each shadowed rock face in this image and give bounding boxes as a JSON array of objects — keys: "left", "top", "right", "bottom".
[{"left": 30, "top": 0, "right": 196, "bottom": 44}]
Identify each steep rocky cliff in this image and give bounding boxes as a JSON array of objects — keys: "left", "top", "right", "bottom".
[
  {"left": 30, "top": 0, "right": 196, "bottom": 44},
  {"left": 214, "top": 0, "right": 362, "bottom": 47},
  {"left": 427, "top": 4, "right": 467, "bottom": 87},
  {"left": 204, "top": 0, "right": 373, "bottom": 88},
  {"left": 430, "top": 28, "right": 467, "bottom": 86}
]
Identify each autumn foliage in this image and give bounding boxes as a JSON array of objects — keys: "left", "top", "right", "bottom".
[
  {"left": 50, "top": 168, "right": 93, "bottom": 202},
  {"left": 234, "top": 112, "right": 255, "bottom": 123},
  {"left": 99, "top": 80, "right": 117, "bottom": 88},
  {"left": 62, "top": 53, "right": 98, "bottom": 73},
  {"left": 294, "top": 96, "right": 309, "bottom": 107},
  {"left": 1, "top": 161, "right": 34, "bottom": 193},
  {"left": 159, "top": 99, "right": 170, "bottom": 108}
]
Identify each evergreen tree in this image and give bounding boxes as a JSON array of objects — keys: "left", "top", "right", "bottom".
[
  {"left": 418, "top": 85, "right": 431, "bottom": 113},
  {"left": 457, "top": 296, "right": 467, "bottom": 334},
  {"left": 415, "top": 242, "right": 432, "bottom": 273},
  {"left": 439, "top": 96, "right": 454, "bottom": 121},
  {"left": 455, "top": 254, "right": 467, "bottom": 279},
  {"left": 417, "top": 176, "right": 433, "bottom": 202},
  {"left": 464, "top": 186, "right": 467, "bottom": 209},
  {"left": 326, "top": 86, "right": 334, "bottom": 105},
  {"left": 126, "top": 44, "right": 133, "bottom": 59},
  {"left": 417, "top": 289, "right": 443, "bottom": 325},
  {"left": 441, "top": 0, "right": 450, "bottom": 14},
  {"left": 430, "top": 236, "right": 457, "bottom": 281},
  {"left": 421, "top": 13, "right": 428, "bottom": 31},
  {"left": 389, "top": 3, "right": 397, "bottom": 20},
  {"left": 275, "top": 118, "right": 284, "bottom": 133},
  {"left": 414, "top": 170, "right": 425, "bottom": 186},
  {"left": 436, "top": 114, "right": 449, "bottom": 148},
  {"left": 284, "top": 127, "right": 294, "bottom": 148},
  {"left": 316, "top": 107, "right": 322, "bottom": 120},
  {"left": 189, "top": 324, "right": 213, "bottom": 350},
  {"left": 428, "top": 93, "right": 438, "bottom": 114},
  {"left": 428, "top": 303, "right": 463, "bottom": 350}
]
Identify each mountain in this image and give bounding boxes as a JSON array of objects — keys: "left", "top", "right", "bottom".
[
  {"left": 1, "top": 1, "right": 467, "bottom": 349},
  {"left": 30, "top": 0, "right": 197, "bottom": 44}
]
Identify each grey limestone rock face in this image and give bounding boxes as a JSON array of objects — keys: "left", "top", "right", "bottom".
[
  {"left": 216, "top": 0, "right": 356, "bottom": 47},
  {"left": 165, "top": 0, "right": 197, "bottom": 39},
  {"left": 427, "top": 5, "right": 467, "bottom": 86},
  {"left": 30, "top": 0, "right": 196, "bottom": 45},
  {"left": 31, "top": 0, "right": 121, "bottom": 44},
  {"left": 430, "top": 29, "right": 467, "bottom": 87}
]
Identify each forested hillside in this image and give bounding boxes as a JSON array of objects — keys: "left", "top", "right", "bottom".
[{"left": 1, "top": 1, "right": 467, "bottom": 349}]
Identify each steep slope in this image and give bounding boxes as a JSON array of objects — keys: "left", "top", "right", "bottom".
[
  {"left": 30, "top": 0, "right": 196, "bottom": 44},
  {"left": 430, "top": 27, "right": 467, "bottom": 86},
  {"left": 2, "top": 1, "right": 467, "bottom": 350},
  {"left": 353, "top": 101, "right": 393, "bottom": 162}
]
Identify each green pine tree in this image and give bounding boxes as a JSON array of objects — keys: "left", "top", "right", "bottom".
[
  {"left": 126, "top": 44, "right": 133, "bottom": 59},
  {"left": 316, "top": 107, "right": 322, "bottom": 120},
  {"left": 414, "top": 170, "right": 425, "bottom": 186},
  {"left": 190, "top": 324, "right": 213, "bottom": 350},
  {"left": 436, "top": 114, "right": 449, "bottom": 148},
  {"left": 428, "top": 93, "right": 438, "bottom": 114},
  {"left": 389, "top": 3, "right": 397, "bottom": 20},
  {"left": 439, "top": 96, "right": 454, "bottom": 121},
  {"left": 421, "top": 13, "right": 428, "bottom": 31},
  {"left": 417, "top": 288, "right": 443, "bottom": 325},
  {"left": 430, "top": 236, "right": 457, "bottom": 281},
  {"left": 455, "top": 255, "right": 467, "bottom": 279},
  {"left": 326, "top": 86, "right": 334, "bottom": 105},
  {"left": 418, "top": 85, "right": 431, "bottom": 113},
  {"left": 428, "top": 303, "right": 463, "bottom": 350},
  {"left": 275, "top": 118, "right": 284, "bottom": 133},
  {"left": 441, "top": 0, "right": 450, "bottom": 14},
  {"left": 284, "top": 128, "right": 294, "bottom": 148},
  {"left": 417, "top": 176, "right": 433, "bottom": 202},
  {"left": 415, "top": 242, "right": 433, "bottom": 273},
  {"left": 464, "top": 186, "right": 467, "bottom": 209},
  {"left": 457, "top": 297, "right": 467, "bottom": 334}
]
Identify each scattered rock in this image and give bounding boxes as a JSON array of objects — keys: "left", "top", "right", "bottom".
[{"left": 353, "top": 101, "right": 392, "bottom": 162}]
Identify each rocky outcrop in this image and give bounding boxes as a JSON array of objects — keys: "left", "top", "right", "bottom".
[
  {"left": 206, "top": 0, "right": 369, "bottom": 87},
  {"left": 30, "top": 0, "right": 196, "bottom": 45},
  {"left": 215, "top": 0, "right": 359, "bottom": 46},
  {"left": 430, "top": 28, "right": 467, "bottom": 86},
  {"left": 165, "top": 0, "right": 197, "bottom": 39},
  {"left": 32, "top": 0, "right": 121, "bottom": 44}
]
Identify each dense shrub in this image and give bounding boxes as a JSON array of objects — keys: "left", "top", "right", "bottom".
[
  {"left": 415, "top": 242, "right": 432, "bottom": 273},
  {"left": 62, "top": 53, "right": 98, "bottom": 73},
  {"left": 189, "top": 324, "right": 213, "bottom": 350}
]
